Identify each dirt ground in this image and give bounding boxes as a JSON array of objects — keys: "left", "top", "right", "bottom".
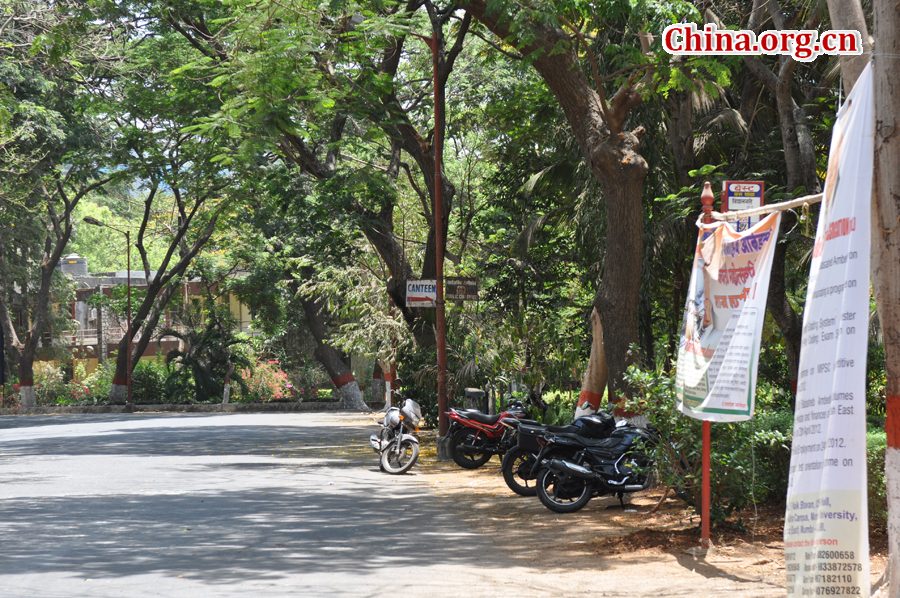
[{"left": 405, "top": 426, "right": 890, "bottom": 595}]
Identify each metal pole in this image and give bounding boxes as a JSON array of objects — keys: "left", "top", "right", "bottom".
[
  {"left": 430, "top": 35, "right": 449, "bottom": 439},
  {"left": 700, "top": 181, "right": 714, "bottom": 547},
  {"left": 126, "top": 230, "right": 132, "bottom": 408}
]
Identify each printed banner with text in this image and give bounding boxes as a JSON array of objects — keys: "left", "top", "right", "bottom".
[
  {"left": 675, "top": 211, "right": 780, "bottom": 422},
  {"left": 783, "top": 63, "right": 873, "bottom": 598}
]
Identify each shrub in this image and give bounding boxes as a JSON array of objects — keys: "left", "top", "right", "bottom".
[
  {"left": 867, "top": 429, "right": 888, "bottom": 528},
  {"left": 1, "top": 378, "right": 19, "bottom": 407},
  {"left": 240, "top": 361, "right": 291, "bottom": 402},
  {"left": 80, "top": 361, "right": 115, "bottom": 402},
  {"left": 131, "top": 359, "right": 168, "bottom": 404},
  {"left": 285, "top": 361, "right": 332, "bottom": 402},
  {"left": 33, "top": 363, "right": 70, "bottom": 405},
  {"left": 623, "top": 363, "right": 793, "bottom": 522},
  {"left": 540, "top": 391, "right": 576, "bottom": 426}
]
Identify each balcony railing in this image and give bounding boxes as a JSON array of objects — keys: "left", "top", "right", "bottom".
[{"left": 55, "top": 322, "right": 261, "bottom": 349}]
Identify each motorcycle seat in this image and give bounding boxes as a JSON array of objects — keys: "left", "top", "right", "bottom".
[
  {"left": 554, "top": 433, "right": 623, "bottom": 450},
  {"left": 460, "top": 411, "right": 503, "bottom": 425},
  {"left": 546, "top": 424, "right": 580, "bottom": 434}
]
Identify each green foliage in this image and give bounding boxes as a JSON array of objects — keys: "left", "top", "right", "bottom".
[
  {"left": 86, "top": 284, "right": 148, "bottom": 323},
  {"left": 539, "top": 391, "right": 577, "bottom": 426},
  {"left": 285, "top": 361, "right": 334, "bottom": 402},
  {"left": 162, "top": 294, "right": 252, "bottom": 403},
  {"left": 624, "top": 363, "right": 793, "bottom": 523},
  {"left": 79, "top": 362, "right": 115, "bottom": 402},
  {"left": 867, "top": 429, "right": 888, "bottom": 528},
  {"left": 131, "top": 358, "right": 169, "bottom": 404},
  {"left": 867, "top": 339, "right": 887, "bottom": 423}
]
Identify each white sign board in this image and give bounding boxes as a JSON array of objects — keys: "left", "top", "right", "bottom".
[
  {"left": 406, "top": 279, "right": 436, "bottom": 308},
  {"left": 675, "top": 212, "right": 780, "bottom": 422},
  {"left": 784, "top": 64, "right": 873, "bottom": 598},
  {"left": 722, "top": 181, "right": 764, "bottom": 231}
]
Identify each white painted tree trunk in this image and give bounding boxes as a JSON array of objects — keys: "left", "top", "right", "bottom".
[
  {"left": 338, "top": 381, "right": 368, "bottom": 411},
  {"left": 19, "top": 385, "right": 36, "bottom": 409},
  {"left": 222, "top": 383, "right": 231, "bottom": 404},
  {"left": 110, "top": 384, "right": 127, "bottom": 404},
  {"left": 383, "top": 378, "right": 392, "bottom": 412}
]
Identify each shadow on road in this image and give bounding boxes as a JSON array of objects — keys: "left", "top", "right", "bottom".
[{"left": 0, "top": 413, "right": 501, "bottom": 587}]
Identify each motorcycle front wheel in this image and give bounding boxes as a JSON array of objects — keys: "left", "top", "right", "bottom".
[
  {"left": 536, "top": 467, "right": 592, "bottom": 513},
  {"left": 381, "top": 439, "right": 419, "bottom": 474},
  {"left": 501, "top": 447, "right": 539, "bottom": 496},
  {"left": 450, "top": 427, "right": 493, "bottom": 469}
]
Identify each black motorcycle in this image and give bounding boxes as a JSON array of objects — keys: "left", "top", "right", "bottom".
[
  {"left": 533, "top": 422, "right": 659, "bottom": 513},
  {"left": 500, "top": 411, "right": 616, "bottom": 497}
]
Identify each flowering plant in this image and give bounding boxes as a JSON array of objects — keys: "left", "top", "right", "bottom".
[{"left": 241, "top": 361, "right": 291, "bottom": 402}]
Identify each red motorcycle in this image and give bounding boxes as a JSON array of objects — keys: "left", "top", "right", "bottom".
[{"left": 446, "top": 400, "right": 535, "bottom": 469}]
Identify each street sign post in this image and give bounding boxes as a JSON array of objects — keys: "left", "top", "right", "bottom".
[
  {"left": 406, "top": 279, "right": 437, "bottom": 308},
  {"left": 445, "top": 277, "right": 478, "bottom": 301},
  {"left": 722, "top": 181, "right": 765, "bottom": 231}
]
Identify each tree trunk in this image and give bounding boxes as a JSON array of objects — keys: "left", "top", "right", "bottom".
[
  {"left": 299, "top": 294, "right": 368, "bottom": 411},
  {"left": 461, "top": 0, "right": 649, "bottom": 398},
  {"left": 592, "top": 133, "right": 648, "bottom": 404},
  {"left": 826, "top": 0, "right": 872, "bottom": 95},
  {"left": 108, "top": 204, "right": 219, "bottom": 403},
  {"left": 765, "top": 214, "right": 804, "bottom": 401},
  {"left": 109, "top": 280, "right": 181, "bottom": 403},
  {"left": 873, "top": 1, "right": 900, "bottom": 591},
  {"left": 666, "top": 88, "right": 695, "bottom": 188},
  {"left": 575, "top": 308, "right": 608, "bottom": 417}
]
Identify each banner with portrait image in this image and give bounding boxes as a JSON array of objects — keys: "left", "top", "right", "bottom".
[{"left": 675, "top": 211, "right": 781, "bottom": 422}]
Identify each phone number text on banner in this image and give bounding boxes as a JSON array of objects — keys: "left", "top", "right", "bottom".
[{"left": 784, "top": 64, "right": 874, "bottom": 598}]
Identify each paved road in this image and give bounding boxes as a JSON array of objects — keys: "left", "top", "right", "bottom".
[{"left": 0, "top": 412, "right": 782, "bottom": 597}]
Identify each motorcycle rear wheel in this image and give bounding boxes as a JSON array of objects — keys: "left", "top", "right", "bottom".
[
  {"left": 536, "top": 468, "right": 592, "bottom": 513},
  {"left": 501, "top": 447, "right": 538, "bottom": 496},
  {"left": 381, "top": 439, "right": 419, "bottom": 474},
  {"left": 450, "top": 427, "right": 493, "bottom": 469}
]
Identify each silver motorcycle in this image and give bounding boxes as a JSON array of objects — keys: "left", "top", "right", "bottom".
[{"left": 369, "top": 397, "right": 422, "bottom": 474}]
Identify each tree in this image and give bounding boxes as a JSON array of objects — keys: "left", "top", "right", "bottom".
[
  {"left": 224, "top": 164, "right": 373, "bottom": 410},
  {"left": 92, "top": 31, "right": 244, "bottom": 403},
  {"left": 873, "top": 0, "right": 900, "bottom": 592},
  {"left": 458, "top": 0, "right": 697, "bottom": 404},
  {"left": 0, "top": 1, "right": 120, "bottom": 407}
]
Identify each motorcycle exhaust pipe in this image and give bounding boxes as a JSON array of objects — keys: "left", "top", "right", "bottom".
[
  {"left": 548, "top": 459, "right": 596, "bottom": 480},
  {"left": 549, "top": 460, "right": 646, "bottom": 492}
]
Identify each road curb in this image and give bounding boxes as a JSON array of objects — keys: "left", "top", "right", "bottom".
[{"left": 0, "top": 401, "right": 383, "bottom": 416}]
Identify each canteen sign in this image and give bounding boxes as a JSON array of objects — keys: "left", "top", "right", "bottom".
[
  {"left": 406, "top": 279, "right": 437, "bottom": 307},
  {"left": 723, "top": 181, "right": 764, "bottom": 231}
]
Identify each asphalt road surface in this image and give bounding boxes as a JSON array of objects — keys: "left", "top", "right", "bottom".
[{"left": 0, "top": 412, "right": 782, "bottom": 597}]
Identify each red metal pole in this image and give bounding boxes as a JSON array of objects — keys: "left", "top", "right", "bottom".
[
  {"left": 429, "top": 36, "right": 449, "bottom": 439},
  {"left": 700, "top": 181, "right": 714, "bottom": 547},
  {"left": 126, "top": 230, "right": 132, "bottom": 408}
]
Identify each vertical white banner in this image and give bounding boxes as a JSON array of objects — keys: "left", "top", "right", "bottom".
[
  {"left": 784, "top": 64, "right": 874, "bottom": 598},
  {"left": 675, "top": 212, "right": 780, "bottom": 422}
]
